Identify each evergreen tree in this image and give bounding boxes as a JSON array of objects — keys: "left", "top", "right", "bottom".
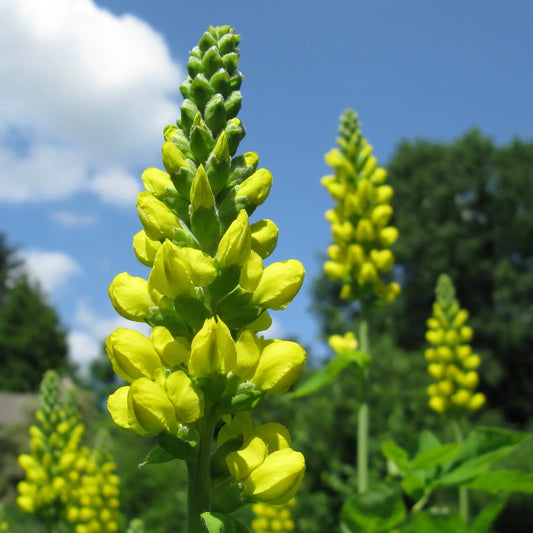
[{"left": 0, "top": 233, "right": 68, "bottom": 391}]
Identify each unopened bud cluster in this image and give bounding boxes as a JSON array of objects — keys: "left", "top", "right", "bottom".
[
  {"left": 322, "top": 109, "right": 400, "bottom": 305},
  {"left": 425, "top": 274, "right": 485, "bottom": 414},
  {"left": 17, "top": 371, "right": 121, "bottom": 532},
  {"left": 106, "top": 26, "right": 305, "bottom": 506},
  {"left": 251, "top": 498, "right": 296, "bottom": 532}
]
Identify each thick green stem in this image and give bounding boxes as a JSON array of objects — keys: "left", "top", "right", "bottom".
[
  {"left": 452, "top": 419, "right": 469, "bottom": 524},
  {"left": 187, "top": 413, "right": 216, "bottom": 533},
  {"left": 357, "top": 319, "right": 370, "bottom": 493}
]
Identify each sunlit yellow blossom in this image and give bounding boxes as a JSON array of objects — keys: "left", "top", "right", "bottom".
[{"left": 425, "top": 274, "right": 485, "bottom": 414}]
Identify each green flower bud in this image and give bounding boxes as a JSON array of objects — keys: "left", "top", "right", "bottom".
[
  {"left": 190, "top": 114, "right": 215, "bottom": 162},
  {"left": 225, "top": 118, "right": 246, "bottom": 156},
  {"left": 217, "top": 209, "right": 251, "bottom": 267},
  {"left": 136, "top": 191, "right": 179, "bottom": 241},
  {"left": 202, "top": 46, "right": 223, "bottom": 78},
  {"left": 190, "top": 74, "right": 215, "bottom": 111},
  {"left": 162, "top": 142, "right": 188, "bottom": 175},
  {"left": 205, "top": 94, "right": 227, "bottom": 135},
  {"left": 190, "top": 165, "right": 215, "bottom": 211},
  {"left": 237, "top": 169, "right": 273, "bottom": 206}
]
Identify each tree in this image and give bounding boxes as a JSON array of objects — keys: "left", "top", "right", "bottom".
[
  {"left": 0, "top": 233, "right": 68, "bottom": 391},
  {"left": 385, "top": 129, "right": 533, "bottom": 426}
]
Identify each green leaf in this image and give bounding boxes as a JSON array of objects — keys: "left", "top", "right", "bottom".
[
  {"left": 400, "top": 511, "right": 467, "bottom": 533},
  {"left": 138, "top": 445, "right": 176, "bottom": 469},
  {"left": 410, "top": 443, "right": 460, "bottom": 471},
  {"left": 468, "top": 497, "right": 508, "bottom": 533},
  {"left": 431, "top": 428, "right": 529, "bottom": 489},
  {"left": 464, "top": 470, "right": 533, "bottom": 494},
  {"left": 202, "top": 512, "right": 251, "bottom": 533},
  {"left": 401, "top": 473, "right": 426, "bottom": 500},
  {"left": 291, "top": 350, "right": 370, "bottom": 398},
  {"left": 341, "top": 482, "right": 406, "bottom": 533},
  {"left": 381, "top": 441, "right": 410, "bottom": 472}
]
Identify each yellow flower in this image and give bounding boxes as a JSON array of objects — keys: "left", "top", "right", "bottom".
[
  {"left": 217, "top": 209, "right": 252, "bottom": 267},
  {"left": 136, "top": 191, "right": 180, "bottom": 241},
  {"left": 108, "top": 273, "right": 154, "bottom": 322}
]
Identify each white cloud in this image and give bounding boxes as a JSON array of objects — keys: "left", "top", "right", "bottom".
[
  {"left": 21, "top": 249, "right": 82, "bottom": 294},
  {"left": 49, "top": 210, "right": 97, "bottom": 227},
  {"left": 0, "top": 0, "right": 182, "bottom": 204},
  {"left": 68, "top": 300, "right": 151, "bottom": 371},
  {"left": 88, "top": 168, "right": 141, "bottom": 206}
]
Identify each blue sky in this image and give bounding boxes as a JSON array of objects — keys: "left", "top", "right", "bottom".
[{"left": 1, "top": 0, "right": 532, "bottom": 371}]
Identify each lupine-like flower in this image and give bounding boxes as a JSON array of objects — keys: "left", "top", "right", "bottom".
[
  {"left": 17, "top": 371, "right": 121, "bottom": 532},
  {"left": 251, "top": 499, "right": 296, "bottom": 532},
  {"left": 322, "top": 109, "right": 400, "bottom": 306},
  {"left": 425, "top": 274, "right": 485, "bottom": 414},
  {"left": 328, "top": 331, "right": 358, "bottom": 355},
  {"left": 105, "top": 25, "right": 306, "bottom": 513},
  {"left": 221, "top": 415, "right": 305, "bottom": 505}
]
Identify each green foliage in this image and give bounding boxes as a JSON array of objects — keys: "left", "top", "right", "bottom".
[
  {"left": 385, "top": 130, "right": 533, "bottom": 425},
  {"left": 0, "top": 233, "right": 68, "bottom": 392}
]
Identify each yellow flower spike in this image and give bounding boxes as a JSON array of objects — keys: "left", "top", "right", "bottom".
[
  {"left": 141, "top": 167, "right": 174, "bottom": 199},
  {"left": 127, "top": 378, "right": 178, "bottom": 435},
  {"left": 150, "top": 326, "right": 190, "bottom": 367},
  {"left": 162, "top": 141, "right": 188, "bottom": 175},
  {"left": 226, "top": 436, "right": 268, "bottom": 480},
  {"left": 188, "top": 317, "right": 237, "bottom": 377},
  {"left": 250, "top": 219, "right": 279, "bottom": 259},
  {"left": 164, "top": 370, "right": 204, "bottom": 424},
  {"left": 132, "top": 230, "right": 161, "bottom": 267},
  {"left": 147, "top": 240, "right": 195, "bottom": 302},
  {"left": 190, "top": 165, "right": 215, "bottom": 210},
  {"left": 105, "top": 328, "right": 163, "bottom": 383},
  {"left": 250, "top": 260, "right": 305, "bottom": 310},
  {"left": 237, "top": 168, "right": 273, "bottom": 206},
  {"left": 235, "top": 330, "right": 262, "bottom": 379},
  {"left": 328, "top": 332, "right": 358, "bottom": 354},
  {"left": 239, "top": 251, "right": 265, "bottom": 292},
  {"left": 242, "top": 448, "right": 305, "bottom": 505},
  {"left": 250, "top": 339, "right": 306, "bottom": 394},
  {"left": 108, "top": 273, "right": 154, "bottom": 322},
  {"left": 136, "top": 191, "right": 180, "bottom": 241},
  {"left": 217, "top": 209, "right": 252, "bottom": 267}
]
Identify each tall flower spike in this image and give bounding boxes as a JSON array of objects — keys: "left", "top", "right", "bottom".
[
  {"left": 322, "top": 109, "right": 400, "bottom": 307},
  {"left": 104, "top": 26, "right": 306, "bottom": 522},
  {"left": 425, "top": 274, "right": 485, "bottom": 414}
]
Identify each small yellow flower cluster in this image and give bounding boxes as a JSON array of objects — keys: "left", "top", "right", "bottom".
[
  {"left": 17, "top": 371, "right": 121, "bottom": 533},
  {"left": 328, "top": 331, "right": 358, "bottom": 355},
  {"left": 251, "top": 498, "right": 296, "bottom": 532},
  {"left": 425, "top": 274, "right": 485, "bottom": 414},
  {"left": 106, "top": 26, "right": 306, "bottom": 451},
  {"left": 322, "top": 109, "right": 400, "bottom": 305},
  {"left": 64, "top": 448, "right": 121, "bottom": 533},
  {"left": 217, "top": 413, "right": 305, "bottom": 505}
]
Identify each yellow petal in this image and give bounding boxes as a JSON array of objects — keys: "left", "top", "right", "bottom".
[
  {"left": 251, "top": 340, "right": 306, "bottom": 394},
  {"left": 226, "top": 436, "right": 268, "bottom": 481},
  {"left": 175, "top": 246, "right": 217, "bottom": 287},
  {"left": 165, "top": 370, "right": 204, "bottom": 423},
  {"left": 239, "top": 251, "right": 264, "bottom": 292},
  {"left": 106, "top": 328, "right": 162, "bottom": 382},
  {"left": 137, "top": 191, "right": 179, "bottom": 241},
  {"left": 190, "top": 165, "right": 215, "bottom": 210},
  {"left": 133, "top": 230, "right": 161, "bottom": 267},
  {"left": 237, "top": 168, "right": 272, "bottom": 206},
  {"left": 235, "top": 330, "right": 261, "bottom": 379},
  {"left": 151, "top": 326, "right": 190, "bottom": 367},
  {"left": 107, "top": 386, "right": 138, "bottom": 432},
  {"left": 250, "top": 219, "right": 278, "bottom": 259},
  {"left": 249, "top": 423, "right": 291, "bottom": 452},
  {"left": 250, "top": 260, "right": 305, "bottom": 310},
  {"left": 217, "top": 412, "right": 254, "bottom": 446},
  {"left": 108, "top": 273, "right": 153, "bottom": 322},
  {"left": 162, "top": 141, "right": 187, "bottom": 174},
  {"left": 242, "top": 448, "right": 305, "bottom": 504},
  {"left": 142, "top": 167, "right": 174, "bottom": 199}
]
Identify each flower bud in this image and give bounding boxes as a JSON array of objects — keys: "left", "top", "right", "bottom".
[
  {"left": 188, "top": 317, "right": 237, "bottom": 377},
  {"left": 190, "top": 165, "right": 215, "bottom": 211},
  {"left": 137, "top": 191, "right": 180, "bottom": 241},
  {"left": 237, "top": 169, "right": 272, "bottom": 206},
  {"left": 370, "top": 205, "right": 393, "bottom": 228},
  {"left": 133, "top": 230, "right": 161, "bottom": 267},
  {"left": 250, "top": 340, "right": 306, "bottom": 394},
  {"left": 235, "top": 330, "right": 261, "bottom": 379},
  {"left": 239, "top": 251, "right": 264, "bottom": 292},
  {"left": 217, "top": 209, "right": 251, "bottom": 267},
  {"left": 242, "top": 448, "right": 305, "bottom": 505},
  {"left": 250, "top": 260, "right": 305, "bottom": 310},
  {"left": 108, "top": 273, "right": 154, "bottom": 322},
  {"left": 150, "top": 326, "right": 190, "bottom": 367},
  {"left": 141, "top": 168, "right": 174, "bottom": 199},
  {"left": 162, "top": 142, "right": 188, "bottom": 175},
  {"left": 250, "top": 219, "right": 279, "bottom": 259},
  {"left": 105, "top": 328, "right": 162, "bottom": 383}
]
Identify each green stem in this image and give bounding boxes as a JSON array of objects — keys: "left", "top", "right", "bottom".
[
  {"left": 357, "top": 319, "right": 370, "bottom": 493},
  {"left": 187, "top": 413, "right": 216, "bottom": 533},
  {"left": 452, "top": 418, "right": 469, "bottom": 524}
]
